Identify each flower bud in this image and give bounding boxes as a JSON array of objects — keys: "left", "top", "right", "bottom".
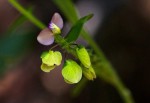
[
  {"left": 62, "top": 60, "right": 82, "bottom": 84},
  {"left": 83, "top": 66, "right": 96, "bottom": 80},
  {"left": 76, "top": 47, "right": 91, "bottom": 68},
  {"left": 40, "top": 50, "right": 62, "bottom": 72}
]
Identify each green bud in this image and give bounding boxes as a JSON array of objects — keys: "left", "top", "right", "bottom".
[
  {"left": 76, "top": 47, "right": 91, "bottom": 68},
  {"left": 41, "top": 50, "right": 62, "bottom": 66},
  {"left": 62, "top": 60, "right": 82, "bottom": 84},
  {"left": 83, "top": 66, "right": 96, "bottom": 80},
  {"left": 40, "top": 50, "right": 62, "bottom": 72}
]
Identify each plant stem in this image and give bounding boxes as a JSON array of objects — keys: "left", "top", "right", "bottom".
[
  {"left": 114, "top": 79, "right": 135, "bottom": 103},
  {"left": 8, "top": 0, "right": 135, "bottom": 103},
  {"left": 9, "top": 0, "right": 45, "bottom": 29}
]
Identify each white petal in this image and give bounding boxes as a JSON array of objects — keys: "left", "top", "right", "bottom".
[
  {"left": 51, "top": 12, "right": 63, "bottom": 29},
  {"left": 37, "top": 28, "right": 54, "bottom": 46}
]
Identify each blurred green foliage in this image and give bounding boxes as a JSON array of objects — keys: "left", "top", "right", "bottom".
[{"left": 0, "top": 16, "right": 36, "bottom": 75}]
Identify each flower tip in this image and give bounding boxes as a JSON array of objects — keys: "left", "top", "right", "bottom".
[{"left": 51, "top": 12, "right": 63, "bottom": 29}]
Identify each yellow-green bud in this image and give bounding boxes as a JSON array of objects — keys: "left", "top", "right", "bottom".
[
  {"left": 40, "top": 50, "right": 62, "bottom": 72},
  {"left": 83, "top": 66, "right": 96, "bottom": 80},
  {"left": 62, "top": 60, "right": 82, "bottom": 84},
  {"left": 76, "top": 47, "right": 91, "bottom": 68}
]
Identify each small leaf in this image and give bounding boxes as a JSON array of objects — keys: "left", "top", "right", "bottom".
[
  {"left": 65, "top": 14, "right": 93, "bottom": 43},
  {"left": 62, "top": 60, "right": 82, "bottom": 84}
]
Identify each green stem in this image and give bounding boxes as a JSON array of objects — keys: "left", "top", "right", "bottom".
[
  {"left": 95, "top": 63, "right": 135, "bottom": 103},
  {"left": 8, "top": 0, "right": 135, "bottom": 103},
  {"left": 9, "top": 0, "right": 45, "bottom": 29},
  {"left": 114, "top": 80, "right": 135, "bottom": 103}
]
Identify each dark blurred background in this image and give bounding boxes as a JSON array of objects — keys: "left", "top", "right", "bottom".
[{"left": 0, "top": 0, "right": 150, "bottom": 103}]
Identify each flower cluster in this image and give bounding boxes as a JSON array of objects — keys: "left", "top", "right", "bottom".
[{"left": 37, "top": 13, "right": 96, "bottom": 84}]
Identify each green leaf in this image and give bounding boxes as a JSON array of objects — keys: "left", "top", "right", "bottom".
[{"left": 65, "top": 14, "right": 93, "bottom": 43}]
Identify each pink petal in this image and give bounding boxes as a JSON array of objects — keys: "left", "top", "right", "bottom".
[
  {"left": 37, "top": 28, "right": 54, "bottom": 46},
  {"left": 50, "top": 12, "right": 63, "bottom": 29}
]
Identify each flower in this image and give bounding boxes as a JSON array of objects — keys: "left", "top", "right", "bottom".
[
  {"left": 62, "top": 60, "right": 82, "bottom": 84},
  {"left": 37, "top": 13, "right": 63, "bottom": 45},
  {"left": 40, "top": 50, "right": 62, "bottom": 72},
  {"left": 49, "top": 13, "right": 64, "bottom": 30}
]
